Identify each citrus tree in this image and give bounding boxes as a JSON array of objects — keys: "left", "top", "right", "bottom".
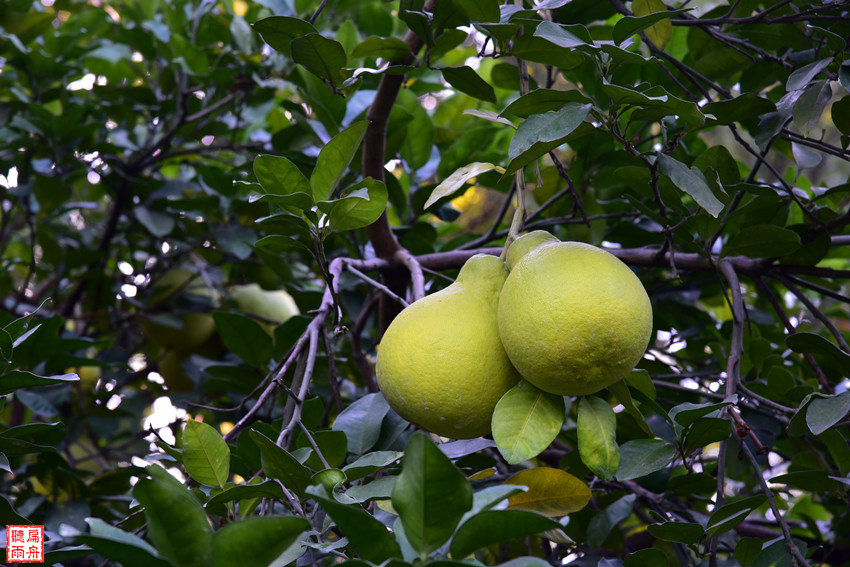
[{"left": 1, "top": 0, "right": 850, "bottom": 566}]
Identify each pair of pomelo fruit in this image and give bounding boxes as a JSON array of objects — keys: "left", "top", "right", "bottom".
[{"left": 375, "top": 231, "right": 653, "bottom": 439}]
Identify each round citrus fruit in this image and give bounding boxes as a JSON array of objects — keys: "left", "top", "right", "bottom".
[
  {"left": 141, "top": 267, "right": 220, "bottom": 350},
  {"left": 497, "top": 231, "right": 653, "bottom": 396},
  {"left": 376, "top": 254, "right": 521, "bottom": 438},
  {"left": 229, "top": 283, "right": 299, "bottom": 336}
]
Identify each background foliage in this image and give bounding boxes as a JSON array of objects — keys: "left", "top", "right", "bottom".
[{"left": 1, "top": 0, "right": 850, "bottom": 566}]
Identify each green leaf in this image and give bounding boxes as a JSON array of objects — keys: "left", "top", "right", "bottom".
[
  {"left": 212, "top": 312, "right": 274, "bottom": 368},
  {"left": 722, "top": 225, "right": 802, "bottom": 258},
  {"left": 786, "top": 57, "right": 833, "bottom": 91},
  {"left": 205, "top": 480, "right": 285, "bottom": 512},
  {"left": 134, "top": 206, "right": 175, "bottom": 238},
  {"left": 342, "top": 451, "right": 403, "bottom": 481},
  {"left": 840, "top": 61, "right": 850, "bottom": 92},
  {"left": 317, "top": 178, "right": 388, "bottom": 231},
  {"left": 703, "top": 94, "right": 776, "bottom": 125},
  {"left": 441, "top": 66, "right": 496, "bottom": 103},
  {"left": 706, "top": 495, "right": 767, "bottom": 537},
  {"left": 253, "top": 155, "right": 312, "bottom": 203},
  {"left": 752, "top": 538, "right": 807, "bottom": 567},
  {"left": 212, "top": 516, "right": 310, "bottom": 567},
  {"left": 249, "top": 430, "right": 312, "bottom": 499},
  {"left": 74, "top": 518, "right": 173, "bottom": 567},
  {"left": 350, "top": 36, "right": 411, "bottom": 62},
  {"left": 309, "top": 487, "right": 402, "bottom": 562},
  {"left": 311, "top": 120, "right": 370, "bottom": 202},
  {"left": 252, "top": 16, "right": 318, "bottom": 57},
  {"left": 291, "top": 33, "right": 347, "bottom": 86},
  {"left": 507, "top": 103, "right": 592, "bottom": 174},
  {"left": 656, "top": 153, "right": 724, "bottom": 217},
  {"left": 455, "top": 0, "right": 500, "bottom": 22},
  {"left": 669, "top": 397, "right": 736, "bottom": 427},
  {"left": 450, "top": 510, "right": 561, "bottom": 559},
  {"left": 505, "top": 467, "right": 591, "bottom": 516},
  {"left": 391, "top": 432, "right": 473, "bottom": 557},
  {"left": 577, "top": 396, "right": 620, "bottom": 481},
  {"left": 134, "top": 475, "right": 213, "bottom": 567},
  {"left": 424, "top": 162, "right": 506, "bottom": 209},
  {"left": 533, "top": 21, "right": 595, "bottom": 49},
  {"left": 832, "top": 95, "right": 850, "bottom": 136},
  {"left": 0, "top": 371, "right": 79, "bottom": 396},
  {"left": 587, "top": 494, "right": 637, "bottom": 547},
  {"left": 631, "top": 0, "right": 672, "bottom": 49},
  {"left": 792, "top": 80, "right": 832, "bottom": 136},
  {"left": 647, "top": 521, "right": 704, "bottom": 544},
  {"left": 624, "top": 548, "right": 669, "bottom": 567},
  {"left": 182, "top": 419, "right": 230, "bottom": 488},
  {"left": 806, "top": 391, "right": 850, "bottom": 435},
  {"left": 616, "top": 439, "right": 677, "bottom": 481},
  {"left": 332, "top": 392, "right": 390, "bottom": 454},
  {"left": 608, "top": 380, "right": 652, "bottom": 436},
  {"left": 501, "top": 89, "right": 592, "bottom": 119},
  {"left": 684, "top": 417, "right": 732, "bottom": 452},
  {"left": 735, "top": 537, "right": 763, "bottom": 567},
  {"left": 613, "top": 7, "right": 685, "bottom": 46},
  {"left": 492, "top": 380, "right": 566, "bottom": 464},
  {"left": 603, "top": 83, "right": 705, "bottom": 126}
]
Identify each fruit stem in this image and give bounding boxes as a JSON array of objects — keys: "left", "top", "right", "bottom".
[{"left": 501, "top": 170, "right": 525, "bottom": 261}]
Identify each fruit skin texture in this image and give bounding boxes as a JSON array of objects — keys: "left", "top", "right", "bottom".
[
  {"left": 229, "top": 283, "right": 299, "bottom": 335},
  {"left": 376, "top": 254, "right": 521, "bottom": 439},
  {"left": 498, "top": 231, "right": 653, "bottom": 396}
]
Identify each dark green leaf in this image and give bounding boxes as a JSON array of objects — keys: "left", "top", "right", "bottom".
[
  {"left": 455, "top": 0, "right": 500, "bottom": 22},
  {"left": 608, "top": 380, "right": 652, "bottom": 436},
  {"left": 507, "top": 103, "right": 592, "bottom": 174},
  {"left": 703, "top": 94, "right": 776, "bottom": 125},
  {"left": 830, "top": 95, "right": 850, "bottom": 136},
  {"left": 450, "top": 510, "right": 561, "bottom": 558},
  {"left": 534, "top": 21, "right": 595, "bottom": 49},
  {"left": 616, "top": 439, "right": 677, "bottom": 481},
  {"left": 0, "top": 371, "right": 78, "bottom": 396},
  {"left": 656, "top": 153, "right": 724, "bottom": 217},
  {"left": 577, "top": 396, "right": 620, "bottom": 481},
  {"left": 792, "top": 80, "right": 832, "bottom": 136},
  {"left": 252, "top": 16, "right": 318, "bottom": 56},
  {"left": 807, "top": 391, "right": 850, "bottom": 435},
  {"left": 318, "top": 178, "right": 388, "bottom": 231},
  {"left": 205, "top": 480, "right": 285, "bottom": 510},
  {"left": 501, "top": 89, "right": 592, "bottom": 119},
  {"left": 624, "top": 548, "right": 669, "bottom": 567},
  {"left": 669, "top": 398, "right": 736, "bottom": 427},
  {"left": 253, "top": 155, "right": 312, "bottom": 199},
  {"left": 342, "top": 451, "right": 403, "bottom": 480},
  {"left": 309, "top": 487, "right": 402, "bottom": 562},
  {"left": 706, "top": 495, "right": 767, "bottom": 537},
  {"left": 212, "top": 516, "right": 309, "bottom": 567},
  {"left": 441, "top": 66, "right": 496, "bottom": 103},
  {"left": 612, "top": 7, "right": 686, "bottom": 46},
  {"left": 392, "top": 433, "right": 473, "bottom": 557},
  {"left": 752, "top": 538, "right": 808, "bottom": 567},
  {"left": 291, "top": 33, "right": 347, "bottom": 86},
  {"left": 587, "top": 494, "right": 637, "bottom": 547},
  {"left": 331, "top": 392, "right": 390, "bottom": 454},
  {"left": 724, "top": 224, "right": 804, "bottom": 258},
  {"left": 350, "top": 36, "right": 411, "bottom": 63},
  {"left": 134, "top": 206, "right": 175, "bottom": 238},
  {"left": 212, "top": 312, "right": 274, "bottom": 368},
  {"left": 249, "top": 430, "right": 312, "bottom": 499},
  {"left": 134, "top": 474, "right": 213, "bottom": 567},
  {"left": 492, "top": 380, "right": 566, "bottom": 465},
  {"left": 647, "top": 521, "right": 704, "bottom": 544},
  {"left": 786, "top": 57, "right": 832, "bottom": 91},
  {"left": 75, "top": 518, "right": 173, "bottom": 567},
  {"left": 735, "top": 537, "right": 763, "bottom": 567},
  {"left": 684, "top": 417, "right": 731, "bottom": 452}
]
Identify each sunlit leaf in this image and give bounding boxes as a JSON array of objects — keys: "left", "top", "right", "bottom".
[
  {"left": 577, "top": 396, "right": 620, "bottom": 481},
  {"left": 505, "top": 468, "right": 591, "bottom": 516},
  {"left": 492, "top": 380, "right": 565, "bottom": 464}
]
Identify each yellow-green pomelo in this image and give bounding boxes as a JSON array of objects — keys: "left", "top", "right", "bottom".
[
  {"left": 141, "top": 268, "right": 219, "bottom": 350},
  {"left": 376, "top": 254, "right": 520, "bottom": 439},
  {"left": 498, "top": 231, "right": 653, "bottom": 396},
  {"left": 229, "top": 283, "right": 299, "bottom": 335},
  {"left": 158, "top": 349, "right": 193, "bottom": 391}
]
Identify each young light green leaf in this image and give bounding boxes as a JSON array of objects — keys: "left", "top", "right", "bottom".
[
  {"left": 505, "top": 467, "right": 591, "bottom": 516},
  {"left": 616, "top": 439, "right": 677, "bottom": 481},
  {"left": 492, "top": 380, "right": 565, "bottom": 464},
  {"left": 391, "top": 432, "right": 473, "bottom": 557},
  {"left": 577, "top": 395, "right": 620, "bottom": 481},
  {"left": 183, "top": 419, "right": 230, "bottom": 488},
  {"left": 311, "top": 120, "right": 370, "bottom": 202},
  {"left": 424, "top": 162, "right": 506, "bottom": 210},
  {"left": 212, "top": 516, "right": 310, "bottom": 567},
  {"left": 656, "top": 153, "right": 724, "bottom": 217}
]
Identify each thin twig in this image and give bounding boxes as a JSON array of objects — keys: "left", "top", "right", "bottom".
[
  {"left": 394, "top": 248, "right": 425, "bottom": 302},
  {"left": 779, "top": 275, "right": 850, "bottom": 352},
  {"left": 277, "top": 327, "right": 320, "bottom": 447},
  {"left": 346, "top": 264, "right": 409, "bottom": 307},
  {"left": 718, "top": 260, "right": 745, "bottom": 398}
]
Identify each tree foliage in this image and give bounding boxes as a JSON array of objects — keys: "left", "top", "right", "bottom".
[{"left": 1, "top": 0, "right": 850, "bottom": 566}]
